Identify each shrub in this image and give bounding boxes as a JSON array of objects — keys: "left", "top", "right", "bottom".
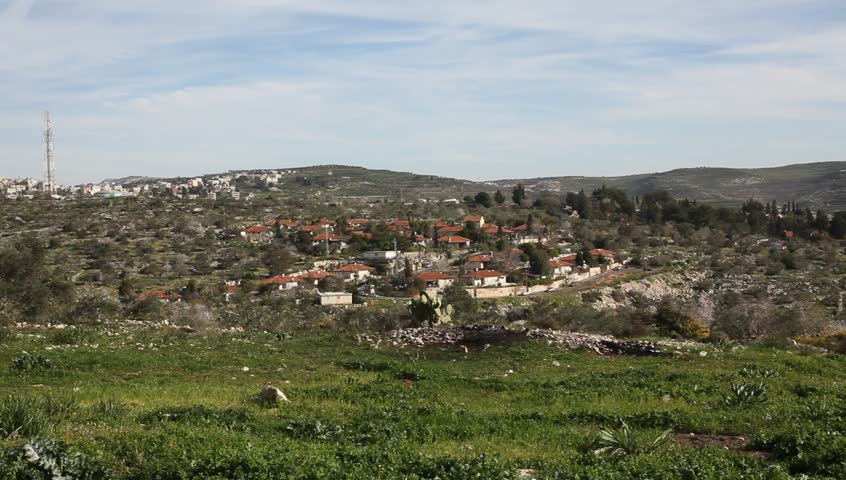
[
  {"left": 2, "top": 437, "right": 108, "bottom": 479},
  {"left": 591, "top": 421, "right": 672, "bottom": 457},
  {"left": 10, "top": 352, "right": 54, "bottom": 372},
  {"left": 64, "top": 287, "right": 121, "bottom": 324},
  {"left": 721, "top": 382, "right": 768, "bottom": 407}
]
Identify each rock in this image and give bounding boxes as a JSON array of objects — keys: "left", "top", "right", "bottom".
[
  {"left": 552, "top": 361, "right": 561, "bottom": 367},
  {"left": 257, "top": 385, "right": 289, "bottom": 404},
  {"left": 241, "top": 366, "right": 250, "bottom": 372}
]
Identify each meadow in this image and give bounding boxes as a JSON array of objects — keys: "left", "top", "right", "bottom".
[{"left": 0, "top": 326, "right": 844, "bottom": 479}]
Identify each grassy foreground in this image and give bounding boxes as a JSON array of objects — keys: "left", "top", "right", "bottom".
[{"left": 0, "top": 327, "right": 845, "bottom": 479}]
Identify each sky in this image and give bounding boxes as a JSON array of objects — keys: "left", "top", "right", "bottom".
[{"left": 1, "top": 0, "right": 845, "bottom": 184}]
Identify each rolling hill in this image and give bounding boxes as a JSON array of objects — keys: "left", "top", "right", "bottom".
[{"left": 494, "top": 162, "right": 846, "bottom": 210}]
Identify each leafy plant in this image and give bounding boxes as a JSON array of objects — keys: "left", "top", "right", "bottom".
[
  {"left": 10, "top": 351, "right": 54, "bottom": 371},
  {"left": 592, "top": 421, "right": 672, "bottom": 457},
  {"left": 722, "top": 382, "right": 768, "bottom": 407}
]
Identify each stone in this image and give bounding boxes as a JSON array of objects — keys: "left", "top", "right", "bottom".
[{"left": 257, "top": 385, "right": 289, "bottom": 404}]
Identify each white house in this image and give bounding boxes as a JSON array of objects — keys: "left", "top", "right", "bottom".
[
  {"left": 332, "top": 264, "right": 376, "bottom": 282},
  {"left": 414, "top": 271, "right": 456, "bottom": 290},
  {"left": 319, "top": 291, "right": 353, "bottom": 306},
  {"left": 462, "top": 270, "right": 507, "bottom": 287}
]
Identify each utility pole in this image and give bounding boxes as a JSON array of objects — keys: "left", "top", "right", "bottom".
[
  {"left": 324, "top": 225, "right": 330, "bottom": 257},
  {"left": 44, "top": 111, "right": 56, "bottom": 194}
]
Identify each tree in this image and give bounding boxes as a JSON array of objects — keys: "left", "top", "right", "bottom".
[
  {"left": 118, "top": 277, "right": 136, "bottom": 303},
  {"left": 830, "top": 212, "right": 846, "bottom": 239},
  {"left": 512, "top": 183, "right": 526, "bottom": 206},
  {"left": 442, "top": 283, "right": 477, "bottom": 318},
  {"left": 494, "top": 190, "right": 506, "bottom": 206},
  {"left": 262, "top": 245, "right": 293, "bottom": 276},
  {"left": 527, "top": 248, "right": 551, "bottom": 276},
  {"left": 0, "top": 236, "right": 73, "bottom": 322},
  {"left": 474, "top": 191, "right": 493, "bottom": 208}
]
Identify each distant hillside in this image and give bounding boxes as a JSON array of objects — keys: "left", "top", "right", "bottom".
[
  {"left": 494, "top": 162, "right": 846, "bottom": 210},
  {"left": 98, "top": 162, "right": 846, "bottom": 210},
  {"left": 252, "top": 165, "right": 479, "bottom": 200}
]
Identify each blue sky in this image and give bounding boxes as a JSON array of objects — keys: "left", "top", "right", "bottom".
[{"left": 1, "top": 0, "right": 845, "bottom": 184}]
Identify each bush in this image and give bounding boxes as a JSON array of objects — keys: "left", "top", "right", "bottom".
[
  {"left": 10, "top": 352, "right": 54, "bottom": 372},
  {"left": 64, "top": 287, "right": 121, "bottom": 324},
  {"left": 591, "top": 421, "right": 672, "bottom": 457},
  {"left": 721, "top": 382, "right": 768, "bottom": 407}
]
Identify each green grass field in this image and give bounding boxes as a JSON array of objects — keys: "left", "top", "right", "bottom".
[{"left": 1, "top": 327, "right": 845, "bottom": 479}]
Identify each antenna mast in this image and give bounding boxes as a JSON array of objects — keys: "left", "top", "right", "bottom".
[{"left": 44, "top": 111, "right": 56, "bottom": 194}]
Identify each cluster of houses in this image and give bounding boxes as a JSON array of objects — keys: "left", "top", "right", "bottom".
[
  {"left": 5, "top": 169, "right": 303, "bottom": 201},
  {"left": 240, "top": 214, "right": 546, "bottom": 249},
  {"left": 140, "top": 213, "right": 625, "bottom": 307}
]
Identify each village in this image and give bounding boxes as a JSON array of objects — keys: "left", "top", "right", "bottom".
[{"left": 137, "top": 213, "right": 627, "bottom": 307}]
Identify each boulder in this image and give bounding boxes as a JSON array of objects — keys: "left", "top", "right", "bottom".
[{"left": 257, "top": 385, "right": 289, "bottom": 404}]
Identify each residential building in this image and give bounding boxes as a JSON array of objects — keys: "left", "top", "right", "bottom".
[
  {"left": 332, "top": 264, "right": 376, "bottom": 282},
  {"left": 462, "top": 270, "right": 507, "bottom": 287}
]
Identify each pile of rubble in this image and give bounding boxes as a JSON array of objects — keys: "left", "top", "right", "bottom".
[{"left": 358, "top": 325, "right": 696, "bottom": 356}]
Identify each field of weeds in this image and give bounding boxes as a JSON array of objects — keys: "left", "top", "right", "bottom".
[{"left": 0, "top": 326, "right": 844, "bottom": 479}]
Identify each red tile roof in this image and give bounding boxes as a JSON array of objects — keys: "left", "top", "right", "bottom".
[
  {"left": 313, "top": 233, "right": 348, "bottom": 241},
  {"left": 438, "top": 235, "right": 471, "bottom": 244},
  {"left": 550, "top": 259, "right": 575, "bottom": 268},
  {"left": 591, "top": 249, "right": 616, "bottom": 259},
  {"left": 301, "top": 225, "right": 324, "bottom": 233},
  {"left": 414, "top": 272, "right": 455, "bottom": 282},
  {"left": 245, "top": 225, "right": 272, "bottom": 233},
  {"left": 437, "top": 226, "right": 463, "bottom": 234},
  {"left": 262, "top": 275, "right": 303, "bottom": 285},
  {"left": 299, "top": 271, "right": 330, "bottom": 280},
  {"left": 467, "top": 254, "right": 493, "bottom": 263},
  {"left": 462, "top": 270, "right": 505, "bottom": 279},
  {"left": 464, "top": 215, "right": 484, "bottom": 222}
]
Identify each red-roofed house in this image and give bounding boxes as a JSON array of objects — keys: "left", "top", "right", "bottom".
[
  {"left": 262, "top": 275, "right": 303, "bottom": 291},
  {"left": 388, "top": 219, "right": 411, "bottom": 230},
  {"left": 462, "top": 270, "right": 507, "bottom": 287},
  {"left": 549, "top": 258, "right": 575, "bottom": 277},
  {"left": 348, "top": 219, "right": 369, "bottom": 228},
  {"left": 298, "top": 271, "right": 331, "bottom": 285},
  {"left": 464, "top": 215, "right": 485, "bottom": 228},
  {"left": 242, "top": 225, "right": 273, "bottom": 242},
  {"left": 332, "top": 264, "right": 376, "bottom": 282},
  {"left": 437, "top": 225, "right": 463, "bottom": 235},
  {"left": 591, "top": 249, "right": 617, "bottom": 262},
  {"left": 413, "top": 271, "right": 456, "bottom": 289},
  {"left": 276, "top": 220, "right": 299, "bottom": 232},
  {"left": 301, "top": 225, "right": 324, "bottom": 234},
  {"left": 312, "top": 233, "right": 349, "bottom": 249},
  {"left": 438, "top": 235, "right": 472, "bottom": 249},
  {"left": 465, "top": 253, "right": 493, "bottom": 271}
]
